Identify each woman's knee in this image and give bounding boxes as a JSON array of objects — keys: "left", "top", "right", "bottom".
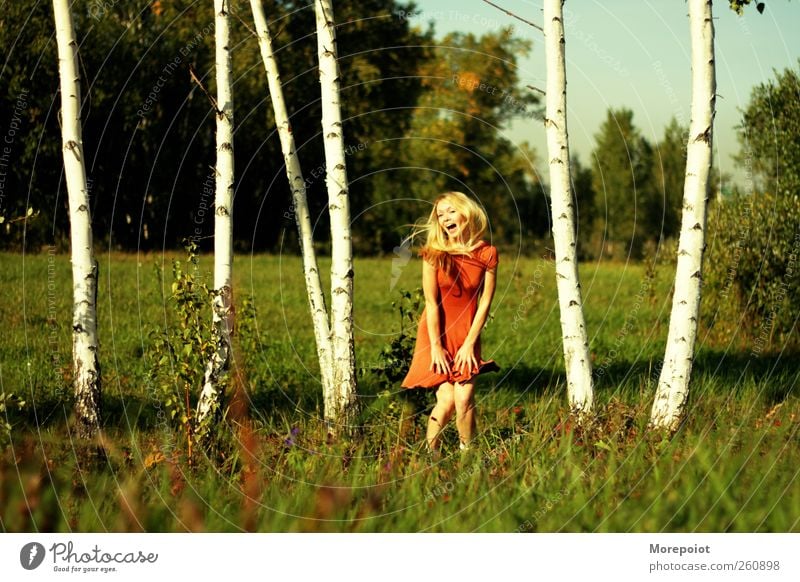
[
  {"left": 453, "top": 383, "right": 475, "bottom": 413},
  {"left": 436, "top": 384, "right": 455, "bottom": 411}
]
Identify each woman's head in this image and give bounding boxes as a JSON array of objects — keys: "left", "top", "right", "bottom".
[{"left": 425, "top": 191, "right": 488, "bottom": 253}]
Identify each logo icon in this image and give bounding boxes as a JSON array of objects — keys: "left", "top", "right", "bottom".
[{"left": 20, "top": 542, "right": 46, "bottom": 570}]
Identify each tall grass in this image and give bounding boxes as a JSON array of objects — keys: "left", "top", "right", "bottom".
[{"left": 1, "top": 252, "right": 798, "bottom": 532}]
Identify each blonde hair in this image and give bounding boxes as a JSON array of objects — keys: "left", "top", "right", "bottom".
[{"left": 410, "top": 191, "right": 488, "bottom": 273}]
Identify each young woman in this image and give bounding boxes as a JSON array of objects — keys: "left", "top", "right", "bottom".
[{"left": 401, "top": 191, "right": 499, "bottom": 451}]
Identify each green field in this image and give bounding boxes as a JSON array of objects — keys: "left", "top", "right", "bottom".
[{"left": 1, "top": 251, "right": 798, "bottom": 532}]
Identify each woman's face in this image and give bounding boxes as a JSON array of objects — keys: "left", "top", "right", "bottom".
[{"left": 436, "top": 200, "right": 467, "bottom": 242}]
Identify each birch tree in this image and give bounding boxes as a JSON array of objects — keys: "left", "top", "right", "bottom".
[
  {"left": 196, "top": 0, "right": 235, "bottom": 429},
  {"left": 543, "top": 0, "right": 594, "bottom": 415},
  {"left": 650, "top": 0, "right": 715, "bottom": 431},
  {"left": 53, "top": 0, "right": 101, "bottom": 439},
  {"left": 315, "top": 0, "right": 359, "bottom": 431},
  {"left": 248, "top": 0, "right": 334, "bottom": 402}
]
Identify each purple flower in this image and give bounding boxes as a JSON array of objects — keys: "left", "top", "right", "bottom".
[{"left": 284, "top": 426, "right": 300, "bottom": 447}]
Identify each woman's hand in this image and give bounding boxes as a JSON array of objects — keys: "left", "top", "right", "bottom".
[
  {"left": 429, "top": 344, "right": 451, "bottom": 376},
  {"left": 453, "top": 341, "right": 478, "bottom": 377}
]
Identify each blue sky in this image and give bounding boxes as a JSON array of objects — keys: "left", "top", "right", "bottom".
[{"left": 413, "top": 0, "right": 800, "bottom": 184}]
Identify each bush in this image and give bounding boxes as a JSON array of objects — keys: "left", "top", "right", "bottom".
[{"left": 703, "top": 192, "right": 800, "bottom": 352}]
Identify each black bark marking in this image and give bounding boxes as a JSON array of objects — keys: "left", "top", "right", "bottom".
[
  {"left": 66, "top": 140, "right": 81, "bottom": 162},
  {"left": 693, "top": 126, "right": 712, "bottom": 144}
]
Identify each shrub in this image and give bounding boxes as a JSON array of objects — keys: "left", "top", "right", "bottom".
[
  {"left": 703, "top": 191, "right": 800, "bottom": 352},
  {"left": 147, "top": 241, "right": 217, "bottom": 458},
  {"left": 360, "top": 288, "right": 429, "bottom": 446}
]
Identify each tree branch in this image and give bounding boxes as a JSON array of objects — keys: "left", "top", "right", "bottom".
[
  {"left": 237, "top": 2, "right": 290, "bottom": 48},
  {"left": 480, "top": 0, "right": 543, "bottom": 32},
  {"left": 188, "top": 63, "right": 221, "bottom": 115}
]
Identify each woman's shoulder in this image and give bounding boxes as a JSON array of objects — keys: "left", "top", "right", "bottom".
[
  {"left": 472, "top": 241, "right": 498, "bottom": 268},
  {"left": 472, "top": 240, "right": 496, "bottom": 254}
]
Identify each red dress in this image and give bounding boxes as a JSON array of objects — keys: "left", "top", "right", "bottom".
[{"left": 401, "top": 241, "right": 499, "bottom": 389}]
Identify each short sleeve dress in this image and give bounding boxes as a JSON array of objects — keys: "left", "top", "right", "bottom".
[{"left": 401, "top": 241, "right": 500, "bottom": 389}]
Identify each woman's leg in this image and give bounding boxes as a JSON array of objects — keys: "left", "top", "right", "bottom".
[
  {"left": 427, "top": 382, "right": 455, "bottom": 450},
  {"left": 453, "top": 381, "right": 476, "bottom": 447}
]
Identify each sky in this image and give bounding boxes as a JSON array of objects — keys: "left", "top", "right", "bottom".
[{"left": 413, "top": 0, "right": 800, "bottom": 185}]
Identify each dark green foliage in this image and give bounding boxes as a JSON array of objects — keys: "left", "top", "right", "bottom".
[
  {"left": 703, "top": 191, "right": 800, "bottom": 352},
  {"left": 571, "top": 155, "right": 596, "bottom": 260},
  {"left": 147, "top": 240, "right": 217, "bottom": 454},
  {"left": 705, "top": 63, "right": 800, "bottom": 351},
  {"left": 728, "top": 0, "right": 766, "bottom": 15},
  {"left": 362, "top": 287, "right": 423, "bottom": 386},
  {"left": 359, "top": 287, "right": 429, "bottom": 450},
  {"left": 1, "top": 1, "right": 543, "bottom": 254},
  {"left": 590, "top": 108, "right": 659, "bottom": 259},
  {"left": 653, "top": 118, "right": 688, "bottom": 241},
  {"left": 736, "top": 63, "right": 800, "bottom": 198},
  {"left": 146, "top": 240, "right": 261, "bottom": 461},
  {"left": 398, "top": 29, "right": 546, "bottom": 249},
  {"left": 0, "top": 1, "right": 436, "bottom": 252}
]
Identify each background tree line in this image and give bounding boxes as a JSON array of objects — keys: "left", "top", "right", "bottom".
[
  {"left": 1, "top": 3, "right": 797, "bottom": 281},
  {"left": 0, "top": 0, "right": 546, "bottom": 254}
]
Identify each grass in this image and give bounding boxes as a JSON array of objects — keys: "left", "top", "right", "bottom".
[{"left": 1, "top": 250, "right": 798, "bottom": 532}]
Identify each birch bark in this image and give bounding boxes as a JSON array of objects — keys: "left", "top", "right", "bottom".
[
  {"left": 197, "top": 0, "right": 235, "bottom": 428},
  {"left": 543, "top": 0, "right": 594, "bottom": 415},
  {"left": 249, "top": 0, "right": 334, "bottom": 399},
  {"left": 315, "top": 0, "right": 358, "bottom": 432},
  {"left": 53, "top": 0, "right": 102, "bottom": 439},
  {"left": 650, "top": 0, "right": 716, "bottom": 432}
]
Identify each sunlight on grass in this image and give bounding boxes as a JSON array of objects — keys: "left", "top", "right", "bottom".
[{"left": 1, "top": 252, "right": 798, "bottom": 532}]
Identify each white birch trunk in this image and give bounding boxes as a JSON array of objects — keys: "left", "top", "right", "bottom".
[
  {"left": 315, "top": 0, "right": 358, "bottom": 432},
  {"left": 249, "top": 0, "right": 334, "bottom": 399},
  {"left": 650, "top": 0, "right": 715, "bottom": 432},
  {"left": 53, "top": 0, "right": 101, "bottom": 439},
  {"left": 543, "top": 0, "right": 594, "bottom": 416},
  {"left": 197, "top": 0, "right": 235, "bottom": 428}
]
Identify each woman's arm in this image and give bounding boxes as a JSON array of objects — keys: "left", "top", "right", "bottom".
[
  {"left": 422, "top": 258, "right": 450, "bottom": 375},
  {"left": 453, "top": 266, "right": 497, "bottom": 375}
]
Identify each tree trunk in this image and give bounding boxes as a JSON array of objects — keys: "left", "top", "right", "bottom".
[
  {"left": 650, "top": 0, "right": 715, "bottom": 432},
  {"left": 249, "top": 0, "right": 334, "bottom": 400},
  {"left": 197, "top": 0, "right": 235, "bottom": 429},
  {"left": 315, "top": 0, "right": 358, "bottom": 433},
  {"left": 543, "top": 0, "right": 594, "bottom": 416},
  {"left": 53, "top": 0, "right": 101, "bottom": 439}
]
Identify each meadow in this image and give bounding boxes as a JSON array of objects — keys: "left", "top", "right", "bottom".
[{"left": 1, "top": 250, "right": 798, "bottom": 532}]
